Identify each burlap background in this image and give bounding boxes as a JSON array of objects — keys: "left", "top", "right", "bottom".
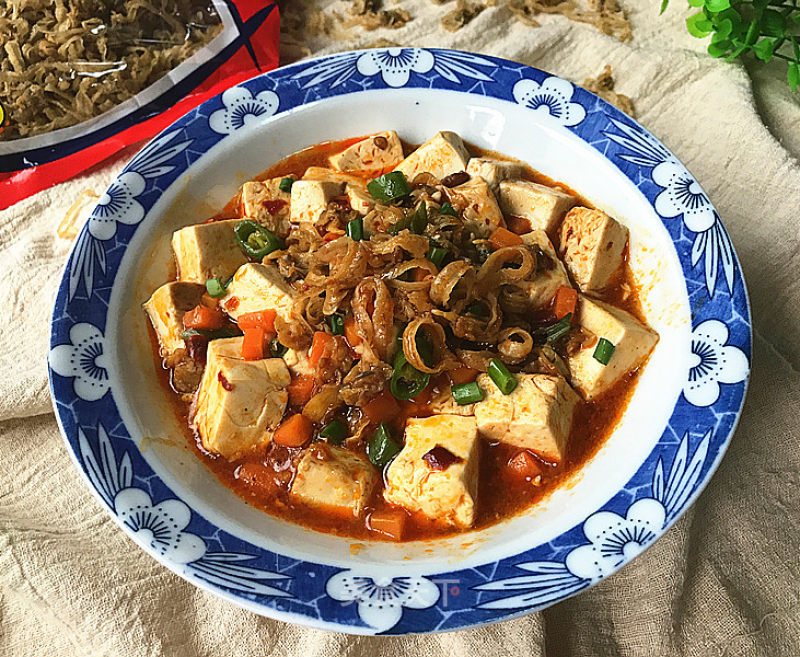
[{"left": 2, "top": 1, "right": 798, "bottom": 655}]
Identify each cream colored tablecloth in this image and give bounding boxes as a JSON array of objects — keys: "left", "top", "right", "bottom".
[{"left": 2, "top": 1, "right": 799, "bottom": 655}]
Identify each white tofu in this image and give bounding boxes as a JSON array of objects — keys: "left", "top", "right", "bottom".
[
  {"left": 171, "top": 219, "right": 248, "bottom": 283},
  {"left": 558, "top": 207, "right": 629, "bottom": 292},
  {"left": 291, "top": 443, "right": 378, "bottom": 518},
  {"left": 207, "top": 336, "right": 310, "bottom": 383},
  {"left": 290, "top": 180, "right": 345, "bottom": 225},
  {"left": 498, "top": 180, "right": 576, "bottom": 234},
  {"left": 220, "top": 263, "right": 296, "bottom": 322},
  {"left": 395, "top": 131, "right": 470, "bottom": 181},
  {"left": 329, "top": 131, "right": 404, "bottom": 173},
  {"left": 466, "top": 158, "right": 525, "bottom": 193},
  {"left": 565, "top": 295, "right": 659, "bottom": 400},
  {"left": 383, "top": 415, "right": 480, "bottom": 528},
  {"left": 475, "top": 373, "right": 579, "bottom": 463},
  {"left": 346, "top": 183, "right": 374, "bottom": 215},
  {"left": 282, "top": 347, "right": 313, "bottom": 377},
  {"left": 142, "top": 282, "right": 205, "bottom": 357},
  {"left": 302, "top": 166, "right": 364, "bottom": 185},
  {"left": 192, "top": 353, "right": 290, "bottom": 459},
  {"left": 240, "top": 178, "right": 293, "bottom": 237},
  {"left": 446, "top": 176, "right": 505, "bottom": 230},
  {"left": 518, "top": 230, "right": 572, "bottom": 308}
]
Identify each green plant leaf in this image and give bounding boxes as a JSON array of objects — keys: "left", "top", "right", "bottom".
[
  {"left": 745, "top": 20, "right": 759, "bottom": 45},
  {"left": 716, "top": 17, "right": 734, "bottom": 37},
  {"left": 688, "top": 0, "right": 705, "bottom": 6},
  {"left": 711, "top": 29, "right": 732, "bottom": 43},
  {"left": 753, "top": 38, "right": 775, "bottom": 61},
  {"left": 708, "top": 40, "right": 732, "bottom": 57},
  {"left": 705, "top": 0, "right": 731, "bottom": 12},
  {"left": 788, "top": 62, "right": 799, "bottom": 91},
  {"left": 687, "top": 11, "right": 714, "bottom": 36},
  {"left": 761, "top": 9, "right": 786, "bottom": 37},
  {"left": 792, "top": 36, "right": 800, "bottom": 60},
  {"left": 660, "top": 0, "right": 669, "bottom": 13},
  {"left": 725, "top": 43, "right": 749, "bottom": 61}
]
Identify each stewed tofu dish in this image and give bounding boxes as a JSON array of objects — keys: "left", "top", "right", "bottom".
[{"left": 144, "top": 130, "right": 659, "bottom": 542}]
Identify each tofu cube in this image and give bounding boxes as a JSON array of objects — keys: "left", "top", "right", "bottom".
[
  {"left": 302, "top": 167, "right": 364, "bottom": 185},
  {"left": 240, "top": 178, "right": 293, "bottom": 237},
  {"left": 192, "top": 353, "right": 290, "bottom": 459},
  {"left": 291, "top": 443, "right": 378, "bottom": 518},
  {"left": 384, "top": 415, "right": 480, "bottom": 529},
  {"left": 282, "top": 346, "right": 313, "bottom": 378},
  {"left": 446, "top": 176, "right": 505, "bottom": 230},
  {"left": 395, "top": 131, "right": 470, "bottom": 181},
  {"left": 498, "top": 181, "right": 576, "bottom": 234},
  {"left": 171, "top": 219, "right": 248, "bottom": 283},
  {"left": 475, "top": 373, "right": 579, "bottom": 463},
  {"left": 143, "top": 282, "right": 204, "bottom": 357},
  {"left": 220, "top": 263, "right": 296, "bottom": 322},
  {"left": 329, "top": 131, "right": 404, "bottom": 173},
  {"left": 466, "top": 158, "right": 525, "bottom": 193},
  {"left": 558, "top": 207, "right": 629, "bottom": 292},
  {"left": 518, "top": 230, "right": 572, "bottom": 308},
  {"left": 565, "top": 295, "right": 659, "bottom": 400},
  {"left": 346, "top": 183, "right": 374, "bottom": 215},
  {"left": 290, "top": 180, "right": 345, "bottom": 225}
]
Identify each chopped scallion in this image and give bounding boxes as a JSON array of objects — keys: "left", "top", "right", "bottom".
[
  {"left": 428, "top": 245, "right": 448, "bottom": 268},
  {"left": 328, "top": 313, "right": 345, "bottom": 335},
  {"left": 488, "top": 358, "right": 518, "bottom": 395},
  {"left": 367, "top": 422, "right": 401, "bottom": 467},
  {"left": 346, "top": 216, "right": 363, "bottom": 241},
  {"left": 269, "top": 337, "right": 288, "bottom": 358},
  {"left": 593, "top": 337, "right": 616, "bottom": 365},
  {"left": 279, "top": 177, "right": 294, "bottom": 193},
  {"left": 439, "top": 202, "right": 458, "bottom": 217},
  {"left": 319, "top": 420, "right": 347, "bottom": 444},
  {"left": 542, "top": 313, "right": 573, "bottom": 344},
  {"left": 367, "top": 171, "right": 411, "bottom": 202},
  {"left": 452, "top": 382, "right": 484, "bottom": 405},
  {"left": 205, "top": 276, "right": 230, "bottom": 298},
  {"left": 409, "top": 201, "right": 428, "bottom": 234}
]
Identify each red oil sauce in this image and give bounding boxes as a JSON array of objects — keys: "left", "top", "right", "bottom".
[{"left": 153, "top": 137, "right": 652, "bottom": 542}]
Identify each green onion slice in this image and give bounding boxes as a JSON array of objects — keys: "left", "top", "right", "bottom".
[
  {"left": 233, "top": 219, "right": 284, "bottom": 259},
  {"left": 180, "top": 326, "right": 243, "bottom": 341},
  {"left": 451, "top": 382, "right": 484, "bottom": 405},
  {"left": 439, "top": 201, "right": 458, "bottom": 217},
  {"left": 536, "top": 313, "right": 572, "bottom": 344},
  {"left": 279, "top": 177, "right": 294, "bottom": 193},
  {"left": 346, "top": 216, "right": 364, "bottom": 241},
  {"left": 367, "top": 422, "right": 401, "bottom": 467},
  {"left": 427, "top": 245, "right": 448, "bottom": 268},
  {"left": 269, "top": 337, "right": 288, "bottom": 358},
  {"left": 390, "top": 349, "right": 431, "bottom": 401},
  {"left": 328, "top": 313, "right": 345, "bottom": 336},
  {"left": 367, "top": 171, "right": 411, "bottom": 202},
  {"left": 593, "top": 337, "right": 616, "bottom": 365},
  {"left": 488, "top": 358, "right": 518, "bottom": 395},
  {"left": 319, "top": 420, "right": 347, "bottom": 444},
  {"left": 205, "top": 276, "right": 230, "bottom": 298},
  {"left": 409, "top": 201, "right": 427, "bottom": 234}
]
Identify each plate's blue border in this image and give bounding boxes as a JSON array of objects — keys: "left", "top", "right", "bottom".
[{"left": 48, "top": 49, "right": 751, "bottom": 635}]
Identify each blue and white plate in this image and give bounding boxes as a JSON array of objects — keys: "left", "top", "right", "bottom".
[{"left": 48, "top": 49, "right": 751, "bottom": 635}]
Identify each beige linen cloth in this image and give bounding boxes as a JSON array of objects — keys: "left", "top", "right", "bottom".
[{"left": 2, "top": 1, "right": 799, "bottom": 655}]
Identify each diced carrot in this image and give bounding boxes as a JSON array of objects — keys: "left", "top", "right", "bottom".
[
  {"left": 489, "top": 226, "right": 524, "bottom": 249},
  {"left": 308, "top": 331, "right": 334, "bottom": 368},
  {"left": 237, "top": 309, "right": 277, "bottom": 332},
  {"left": 362, "top": 390, "right": 401, "bottom": 424},
  {"left": 506, "top": 215, "right": 532, "bottom": 235},
  {"left": 506, "top": 450, "right": 543, "bottom": 482},
  {"left": 553, "top": 285, "right": 578, "bottom": 320},
  {"left": 323, "top": 231, "right": 342, "bottom": 243},
  {"left": 287, "top": 374, "right": 315, "bottom": 406},
  {"left": 344, "top": 317, "right": 362, "bottom": 348},
  {"left": 273, "top": 413, "right": 313, "bottom": 448},
  {"left": 448, "top": 366, "right": 479, "bottom": 386},
  {"left": 183, "top": 304, "right": 225, "bottom": 330},
  {"left": 368, "top": 508, "right": 406, "bottom": 540},
  {"left": 241, "top": 328, "right": 266, "bottom": 361}
]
